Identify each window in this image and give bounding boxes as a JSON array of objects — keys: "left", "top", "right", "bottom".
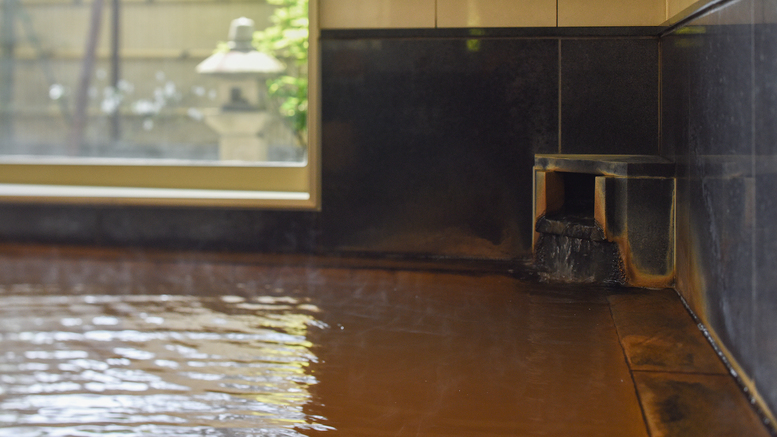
[{"left": 0, "top": 0, "right": 319, "bottom": 209}]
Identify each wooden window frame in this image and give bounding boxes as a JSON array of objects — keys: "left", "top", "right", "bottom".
[{"left": 0, "top": 0, "right": 320, "bottom": 211}]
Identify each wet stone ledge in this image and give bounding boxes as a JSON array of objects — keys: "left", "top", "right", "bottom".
[{"left": 533, "top": 154, "right": 676, "bottom": 287}]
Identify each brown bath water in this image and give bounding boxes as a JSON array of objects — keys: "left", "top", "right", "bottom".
[
  {"left": 0, "top": 291, "right": 329, "bottom": 436},
  {"left": 0, "top": 250, "right": 766, "bottom": 436}
]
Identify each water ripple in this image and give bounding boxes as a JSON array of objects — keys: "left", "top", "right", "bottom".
[{"left": 0, "top": 292, "right": 330, "bottom": 436}]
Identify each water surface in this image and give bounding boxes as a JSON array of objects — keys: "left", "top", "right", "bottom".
[
  {"left": 0, "top": 257, "right": 648, "bottom": 436},
  {"left": 0, "top": 287, "right": 330, "bottom": 436}
]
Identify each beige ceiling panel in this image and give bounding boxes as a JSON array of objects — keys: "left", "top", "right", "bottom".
[
  {"left": 320, "top": 0, "right": 436, "bottom": 29},
  {"left": 558, "top": 0, "right": 665, "bottom": 26},
  {"left": 667, "top": 0, "right": 700, "bottom": 21},
  {"left": 437, "top": 0, "right": 556, "bottom": 28}
]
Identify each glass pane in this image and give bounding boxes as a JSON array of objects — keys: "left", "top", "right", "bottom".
[{"left": 0, "top": 0, "right": 308, "bottom": 164}]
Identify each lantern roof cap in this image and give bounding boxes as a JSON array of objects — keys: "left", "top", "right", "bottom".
[{"left": 196, "top": 17, "right": 284, "bottom": 78}]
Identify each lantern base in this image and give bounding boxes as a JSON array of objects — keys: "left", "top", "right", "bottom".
[{"left": 202, "top": 110, "right": 270, "bottom": 162}]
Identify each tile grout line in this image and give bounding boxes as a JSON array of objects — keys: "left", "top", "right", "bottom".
[
  {"left": 607, "top": 298, "right": 653, "bottom": 437},
  {"left": 631, "top": 368, "right": 731, "bottom": 377},
  {"left": 557, "top": 39, "right": 562, "bottom": 154},
  {"left": 657, "top": 37, "right": 663, "bottom": 156},
  {"left": 749, "top": 3, "right": 758, "bottom": 426}
]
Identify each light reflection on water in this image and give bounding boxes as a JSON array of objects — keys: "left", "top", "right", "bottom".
[{"left": 0, "top": 290, "right": 331, "bottom": 436}]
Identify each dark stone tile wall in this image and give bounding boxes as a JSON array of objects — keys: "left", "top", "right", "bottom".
[
  {"left": 320, "top": 38, "right": 559, "bottom": 257},
  {"left": 560, "top": 39, "right": 659, "bottom": 154},
  {"left": 663, "top": 0, "right": 777, "bottom": 415},
  {"left": 320, "top": 35, "right": 658, "bottom": 258},
  {"left": 0, "top": 204, "right": 318, "bottom": 253},
  {"left": 754, "top": 0, "right": 777, "bottom": 417}
]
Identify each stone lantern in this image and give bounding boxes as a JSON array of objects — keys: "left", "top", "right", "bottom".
[{"left": 196, "top": 17, "right": 284, "bottom": 161}]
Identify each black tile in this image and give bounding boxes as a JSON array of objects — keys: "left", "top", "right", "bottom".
[
  {"left": 0, "top": 203, "right": 318, "bottom": 253},
  {"left": 687, "top": 173, "right": 755, "bottom": 376},
  {"left": 686, "top": 18, "right": 754, "bottom": 157},
  {"left": 0, "top": 204, "right": 100, "bottom": 244},
  {"left": 320, "top": 38, "right": 559, "bottom": 256},
  {"left": 99, "top": 207, "right": 318, "bottom": 252},
  {"left": 560, "top": 38, "right": 659, "bottom": 155},
  {"left": 690, "top": 0, "right": 756, "bottom": 379},
  {"left": 755, "top": 20, "right": 777, "bottom": 156},
  {"left": 755, "top": 7, "right": 777, "bottom": 373},
  {"left": 660, "top": 33, "right": 692, "bottom": 160},
  {"left": 663, "top": 0, "right": 761, "bottom": 398},
  {"left": 755, "top": 223, "right": 777, "bottom": 416}
]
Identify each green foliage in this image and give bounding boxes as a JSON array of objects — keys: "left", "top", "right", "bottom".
[{"left": 254, "top": 0, "right": 308, "bottom": 146}]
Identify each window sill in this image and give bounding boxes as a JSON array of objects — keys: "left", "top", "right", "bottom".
[{"left": 0, "top": 184, "right": 313, "bottom": 209}]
